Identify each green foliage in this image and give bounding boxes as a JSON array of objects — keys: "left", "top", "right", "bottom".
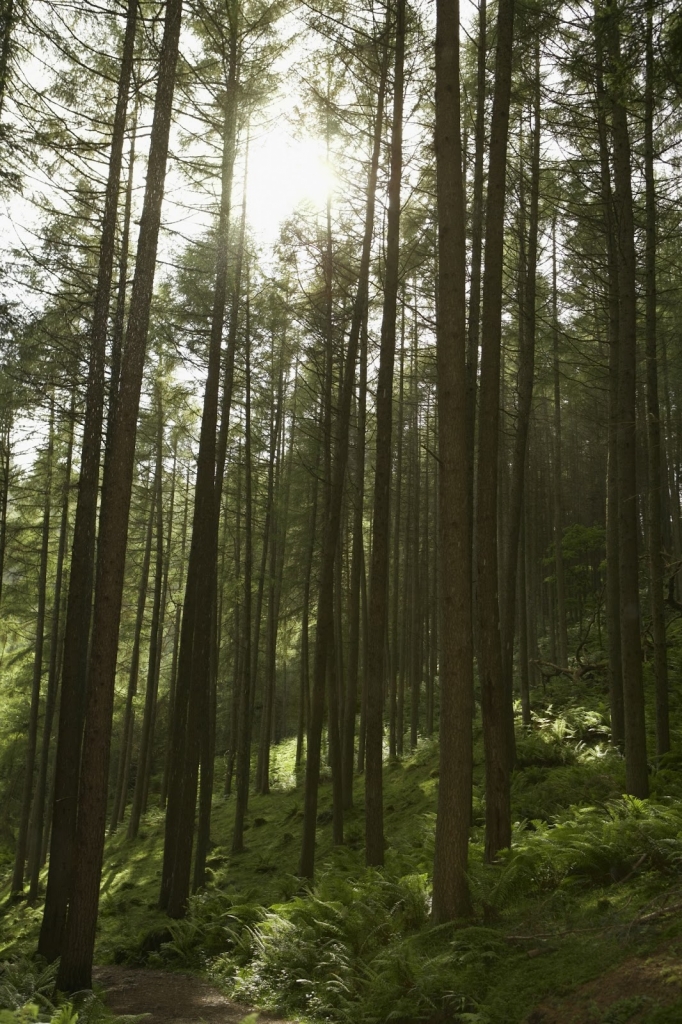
[
  {"left": 224, "top": 871, "right": 431, "bottom": 1020},
  {"left": 0, "top": 958, "right": 57, "bottom": 1015}
]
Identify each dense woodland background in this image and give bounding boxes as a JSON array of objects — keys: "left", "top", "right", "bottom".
[{"left": 1, "top": 0, "right": 682, "bottom": 1019}]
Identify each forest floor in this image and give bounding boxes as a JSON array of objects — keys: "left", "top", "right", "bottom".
[
  {"left": 3, "top": 674, "right": 682, "bottom": 1024},
  {"left": 527, "top": 938, "right": 682, "bottom": 1023},
  {"left": 92, "top": 965, "right": 288, "bottom": 1023}
]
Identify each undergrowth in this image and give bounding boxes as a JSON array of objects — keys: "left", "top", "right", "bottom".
[
  {"left": 2, "top": 674, "right": 682, "bottom": 1023},
  {"left": 0, "top": 958, "right": 144, "bottom": 1023}
]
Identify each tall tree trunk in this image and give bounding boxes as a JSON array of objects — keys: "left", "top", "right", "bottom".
[
  {"left": 342, "top": 332, "right": 367, "bottom": 804},
  {"left": 232, "top": 291, "right": 253, "bottom": 856},
  {"left": 389, "top": 309, "right": 405, "bottom": 760},
  {"left": 551, "top": 219, "right": 568, "bottom": 669},
  {"left": 595, "top": 24, "right": 624, "bottom": 747},
  {"left": 108, "top": 107, "right": 138, "bottom": 434},
  {"left": 606, "top": 0, "right": 648, "bottom": 797},
  {"left": 142, "top": 439, "right": 176, "bottom": 816},
  {"left": 518, "top": 509, "right": 531, "bottom": 727},
  {"left": 0, "top": 409, "right": 11, "bottom": 615},
  {"left": 432, "top": 0, "right": 474, "bottom": 922},
  {"left": 256, "top": 360, "right": 285, "bottom": 794},
  {"left": 475, "top": 0, "right": 515, "bottom": 864},
  {"left": 365, "top": 0, "right": 405, "bottom": 868},
  {"left": 110, "top": 476, "right": 155, "bottom": 832},
  {"left": 299, "top": 38, "right": 388, "bottom": 879},
  {"left": 225, "top": 447, "right": 243, "bottom": 796},
  {"left": 28, "top": 404, "right": 75, "bottom": 903},
  {"left": 500, "top": 67, "right": 541, "bottom": 767},
  {"left": 644, "top": 0, "right": 668, "bottom": 756},
  {"left": 11, "top": 398, "right": 54, "bottom": 897},
  {"left": 128, "top": 386, "right": 166, "bottom": 839},
  {"left": 38, "top": 0, "right": 138, "bottom": 963},
  {"left": 160, "top": 44, "right": 239, "bottom": 915},
  {"left": 297, "top": 422, "right": 321, "bottom": 773},
  {"left": 467, "top": 0, "right": 486, "bottom": 543},
  {"left": 56, "top": 0, "right": 183, "bottom": 988},
  {"left": 409, "top": 334, "right": 421, "bottom": 751},
  {"left": 160, "top": 463, "right": 190, "bottom": 809}
]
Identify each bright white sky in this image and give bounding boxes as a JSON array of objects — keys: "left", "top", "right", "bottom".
[{"left": 245, "top": 126, "right": 336, "bottom": 241}]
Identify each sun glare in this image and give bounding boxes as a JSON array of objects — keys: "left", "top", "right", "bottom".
[{"left": 246, "top": 127, "right": 335, "bottom": 242}]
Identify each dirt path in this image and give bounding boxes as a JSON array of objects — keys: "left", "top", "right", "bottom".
[{"left": 93, "top": 965, "right": 289, "bottom": 1024}]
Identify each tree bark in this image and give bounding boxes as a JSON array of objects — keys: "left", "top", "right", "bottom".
[
  {"left": 299, "top": 36, "right": 388, "bottom": 879},
  {"left": 606, "top": 0, "right": 649, "bottom": 798},
  {"left": 0, "top": 409, "right": 11, "bottom": 615},
  {"left": 110, "top": 475, "right": 155, "bottom": 832},
  {"left": 160, "top": 463, "right": 190, "bottom": 809},
  {"left": 389, "top": 312, "right": 405, "bottom": 760},
  {"left": 644, "top": 0, "right": 668, "bottom": 756},
  {"left": 431, "top": 0, "right": 474, "bottom": 922},
  {"left": 595, "top": 23, "right": 624, "bottom": 747},
  {"left": 475, "top": 0, "right": 515, "bottom": 863},
  {"left": 342, "top": 331, "right": 367, "bottom": 804},
  {"left": 38, "top": 0, "right": 138, "bottom": 963},
  {"left": 11, "top": 398, "right": 54, "bottom": 897},
  {"left": 128, "top": 385, "right": 167, "bottom": 839},
  {"left": 160, "top": 44, "right": 239, "bottom": 914},
  {"left": 551, "top": 219, "right": 568, "bottom": 670},
  {"left": 365, "top": 0, "right": 405, "bottom": 868},
  {"left": 500, "top": 66, "right": 540, "bottom": 770},
  {"left": 232, "top": 289, "right": 253, "bottom": 856},
  {"left": 28, "top": 403, "right": 75, "bottom": 903},
  {"left": 56, "top": 0, "right": 183, "bottom": 988}
]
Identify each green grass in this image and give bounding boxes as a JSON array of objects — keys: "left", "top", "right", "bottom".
[{"left": 2, "top": 671, "right": 682, "bottom": 1022}]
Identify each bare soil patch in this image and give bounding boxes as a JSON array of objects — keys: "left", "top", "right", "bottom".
[
  {"left": 526, "top": 943, "right": 682, "bottom": 1023},
  {"left": 93, "top": 965, "right": 289, "bottom": 1024}
]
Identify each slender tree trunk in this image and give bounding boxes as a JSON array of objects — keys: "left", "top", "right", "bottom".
[
  {"left": 56, "top": 0, "right": 183, "bottom": 988},
  {"left": 128, "top": 387, "right": 166, "bottom": 839},
  {"left": 297, "top": 428, "right": 321, "bottom": 773},
  {"left": 606, "top": 1, "right": 648, "bottom": 798},
  {"left": 551, "top": 220, "right": 568, "bottom": 669},
  {"left": 142, "top": 441, "right": 176, "bottom": 816},
  {"left": 256, "top": 361, "right": 285, "bottom": 794},
  {"left": 644, "top": 0, "right": 668, "bottom": 756},
  {"left": 108, "top": 107, "right": 138, "bottom": 434},
  {"left": 519, "top": 510, "right": 531, "bottom": 727},
  {"left": 299, "top": 38, "right": 388, "bottom": 879},
  {"left": 160, "top": 46, "right": 239, "bottom": 915},
  {"left": 232, "top": 293, "right": 253, "bottom": 856},
  {"left": 38, "top": 0, "right": 138, "bottom": 964},
  {"left": 27, "top": 404, "right": 75, "bottom": 903},
  {"left": 110, "top": 477, "right": 155, "bottom": 832},
  {"left": 160, "top": 464, "right": 190, "bottom": 809},
  {"left": 365, "top": 0, "right": 405, "bottom": 868},
  {"left": 389, "top": 311, "right": 405, "bottom": 760},
  {"left": 409, "top": 337, "right": 421, "bottom": 751},
  {"left": 500, "top": 68, "right": 540, "bottom": 767},
  {"left": 0, "top": 410, "right": 11, "bottom": 615},
  {"left": 467, "top": 0, "right": 486, "bottom": 544},
  {"left": 357, "top": 550, "right": 369, "bottom": 771},
  {"left": 475, "top": 0, "right": 515, "bottom": 863},
  {"left": 11, "top": 399, "right": 54, "bottom": 897},
  {"left": 225, "top": 448, "right": 243, "bottom": 797},
  {"left": 595, "top": 27, "right": 624, "bottom": 747},
  {"left": 342, "top": 334, "right": 367, "bottom": 805},
  {"left": 432, "top": 0, "right": 474, "bottom": 921}
]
